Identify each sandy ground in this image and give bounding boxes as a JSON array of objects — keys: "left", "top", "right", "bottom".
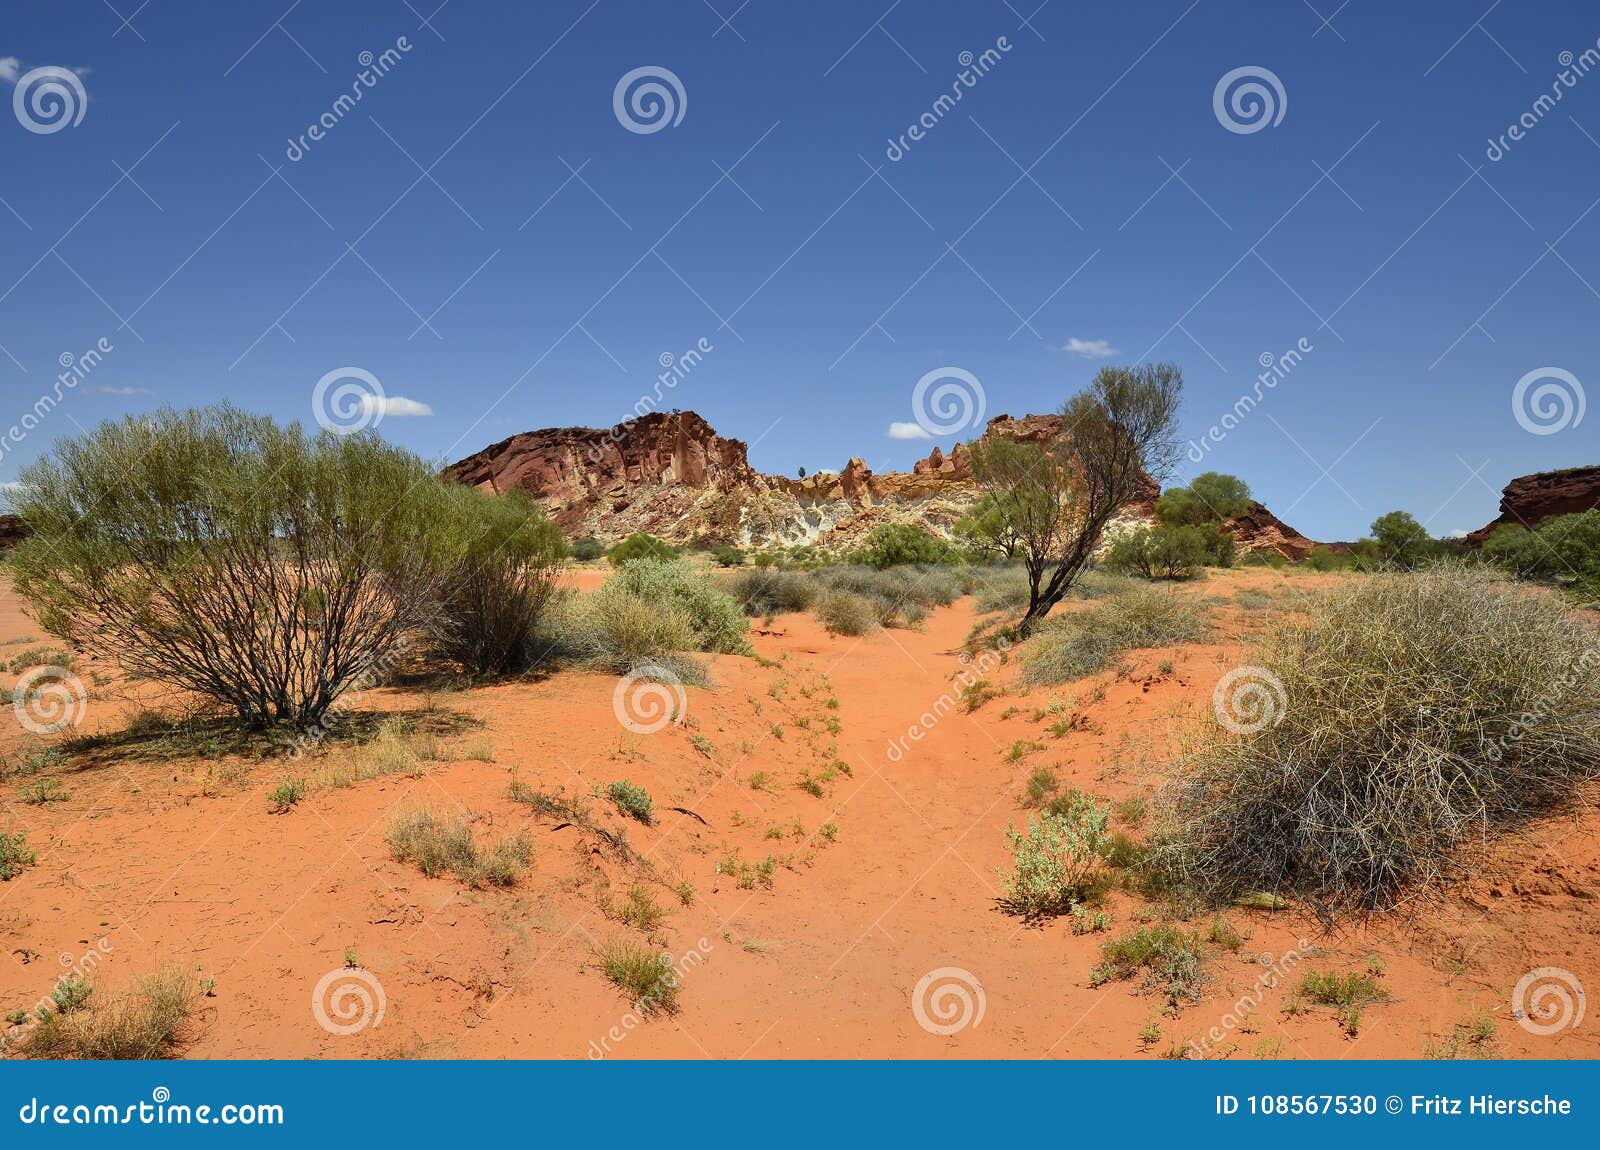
[{"left": 1, "top": 566, "right": 1597, "bottom": 1060}]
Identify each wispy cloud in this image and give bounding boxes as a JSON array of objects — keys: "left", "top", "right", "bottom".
[
  {"left": 1061, "top": 337, "right": 1118, "bottom": 359},
  {"left": 364, "top": 395, "right": 432, "bottom": 418},
  {"left": 0, "top": 56, "right": 90, "bottom": 88},
  {"left": 98, "top": 385, "right": 152, "bottom": 396},
  {"left": 886, "top": 421, "right": 931, "bottom": 440}
]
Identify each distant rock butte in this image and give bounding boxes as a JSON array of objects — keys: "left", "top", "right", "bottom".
[
  {"left": 1464, "top": 465, "right": 1600, "bottom": 546},
  {"left": 444, "top": 410, "right": 1310, "bottom": 556}
]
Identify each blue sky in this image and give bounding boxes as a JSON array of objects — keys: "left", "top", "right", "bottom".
[{"left": 2, "top": 0, "right": 1597, "bottom": 541}]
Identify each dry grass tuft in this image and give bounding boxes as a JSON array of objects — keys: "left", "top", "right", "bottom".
[{"left": 20, "top": 966, "right": 202, "bottom": 1060}]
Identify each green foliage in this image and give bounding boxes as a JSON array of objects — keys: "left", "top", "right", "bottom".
[
  {"left": 608, "top": 533, "right": 678, "bottom": 565},
  {"left": 723, "top": 569, "right": 819, "bottom": 616},
  {"left": 18, "top": 967, "right": 200, "bottom": 1060},
  {"left": 1020, "top": 585, "right": 1208, "bottom": 684},
  {"left": 267, "top": 777, "right": 307, "bottom": 812},
  {"left": 0, "top": 831, "right": 36, "bottom": 881},
  {"left": 607, "top": 780, "right": 654, "bottom": 824},
  {"left": 1483, "top": 511, "right": 1600, "bottom": 597},
  {"left": 998, "top": 792, "right": 1111, "bottom": 918},
  {"left": 1303, "top": 545, "right": 1352, "bottom": 572},
  {"left": 1301, "top": 971, "right": 1385, "bottom": 1007},
  {"left": 598, "top": 940, "right": 681, "bottom": 1015},
  {"left": 9, "top": 404, "right": 458, "bottom": 729},
  {"left": 1090, "top": 926, "right": 1210, "bottom": 1005},
  {"left": 1103, "top": 523, "right": 1218, "bottom": 580},
  {"left": 600, "top": 558, "right": 750, "bottom": 655},
  {"left": 953, "top": 494, "right": 1023, "bottom": 559},
  {"left": 859, "top": 522, "right": 957, "bottom": 569},
  {"left": 1367, "top": 510, "right": 1434, "bottom": 569},
  {"left": 568, "top": 536, "right": 605, "bottom": 562},
  {"left": 710, "top": 544, "right": 746, "bottom": 567},
  {"left": 1155, "top": 566, "right": 1600, "bottom": 913},
  {"left": 1155, "top": 472, "right": 1252, "bottom": 525},
  {"left": 432, "top": 487, "right": 566, "bottom": 676}
]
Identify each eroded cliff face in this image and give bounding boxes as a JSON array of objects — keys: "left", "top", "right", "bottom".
[
  {"left": 444, "top": 410, "right": 1310, "bottom": 555},
  {"left": 1465, "top": 465, "right": 1600, "bottom": 546}
]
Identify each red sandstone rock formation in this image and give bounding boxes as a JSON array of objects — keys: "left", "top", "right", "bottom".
[
  {"left": 1464, "top": 465, "right": 1600, "bottom": 546},
  {"left": 1221, "top": 502, "right": 1317, "bottom": 560},
  {"left": 0, "top": 514, "right": 28, "bottom": 550}
]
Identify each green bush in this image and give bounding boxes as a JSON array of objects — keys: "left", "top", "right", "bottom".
[
  {"left": 569, "top": 536, "right": 605, "bottom": 562},
  {"left": 607, "top": 780, "right": 654, "bottom": 823},
  {"left": 1483, "top": 511, "right": 1600, "bottom": 596},
  {"left": 1154, "top": 566, "right": 1600, "bottom": 914},
  {"left": 601, "top": 558, "right": 749, "bottom": 655},
  {"left": 1155, "top": 473, "right": 1252, "bottom": 526},
  {"left": 608, "top": 533, "right": 678, "bottom": 565},
  {"left": 599, "top": 939, "right": 681, "bottom": 1015},
  {"left": 859, "top": 522, "right": 957, "bottom": 569},
  {"left": 999, "top": 792, "right": 1111, "bottom": 918},
  {"left": 723, "top": 568, "right": 818, "bottom": 616},
  {"left": 1366, "top": 510, "right": 1435, "bottom": 570},
  {"left": 710, "top": 544, "right": 746, "bottom": 567},
  {"left": 1104, "top": 524, "right": 1210, "bottom": 580},
  {"left": 9, "top": 404, "right": 456, "bottom": 729},
  {"left": 1303, "top": 545, "right": 1351, "bottom": 572},
  {"left": 815, "top": 589, "right": 880, "bottom": 636},
  {"left": 431, "top": 487, "right": 566, "bottom": 676},
  {"left": 1021, "top": 586, "right": 1208, "bottom": 684},
  {"left": 1090, "top": 926, "right": 1209, "bottom": 1005},
  {"left": 0, "top": 831, "right": 36, "bottom": 880}
]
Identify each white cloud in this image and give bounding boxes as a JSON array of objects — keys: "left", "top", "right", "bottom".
[
  {"left": 98, "top": 385, "right": 151, "bottom": 396},
  {"left": 1061, "top": 337, "right": 1118, "bottom": 359},
  {"left": 0, "top": 58, "right": 19, "bottom": 84},
  {"left": 362, "top": 395, "right": 432, "bottom": 418},
  {"left": 1444, "top": 528, "right": 1468, "bottom": 539},
  {"left": 886, "top": 421, "right": 932, "bottom": 440}
]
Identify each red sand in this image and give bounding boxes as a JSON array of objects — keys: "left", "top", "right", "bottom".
[{"left": 1, "top": 568, "right": 1596, "bottom": 1060}]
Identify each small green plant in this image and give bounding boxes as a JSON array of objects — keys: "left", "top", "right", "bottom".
[
  {"left": 998, "top": 791, "right": 1110, "bottom": 918},
  {"left": 716, "top": 851, "right": 775, "bottom": 890},
  {"left": 343, "top": 950, "right": 359, "bottom": 969},
  {"left": 598, "top": 939, "right": 680, "bottom": 1015},
  {"left": 50, "top": 975, "right": 93, "bottom": 1016},
  {"left": 267, "top": 777, "right": 307, "bottom": 812},
  {"left": 1424, "top": 1011, "right": 1498, "bottom": 1059},
  {"left": 0, "top": 831, "right": 37, "bottom": 880},
  {"left": 1300, "top": 971, "right": 1385, "bottom": 1007},
  {"left": 1002, "top": 739, "right": 1044, "bottom": 763},
  {"left": 613, "top": 884, "right": 665, "bottom": 931},
  {"left": 386, "top": 808, "right": 532, "bottom": 888},
  {"left": 818, "top": 822, "right": 839, "bottom": 842},
  {"left": 1090, "top": 926, "right": 1209, "bottom": 1006},
  {"left": 20, "top": 778, "right": 68, "bottom": 806},
  {"left": 1206, "top": 916, "right": 1244, "bottom": 951},
  {"left": 606, "top": 780, "right": 654, "bottom": 824},
  {"left": 676, "top": 881, "right": 695, "bottom": 906},
  {"left": 1138, "top": 1010, "right": 1163, "bottom": 1047},
  {"left": 690, "top": 733, "right": 714, "bottom": 758},
  {"left": 1024, "top": 765, "right": 1059, "bottom": 805}
]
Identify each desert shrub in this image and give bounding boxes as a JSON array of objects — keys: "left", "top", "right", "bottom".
[
  {"left": 860, "top": 522, "right": 956, "bottom": 569},
  {"left": 814, "top": 590, "right": 880, "bottom": 636},
  {"left": 9, "top": 405, "right": 457, "bottom": 729},
  {"left": 607, "top": 780, "right": 654, "bottom": 824},
  {"left": 568, "top": 536, "right": 606, "bottom": 562},
  {"left": 998, "top": 792, "right": 1111, "bottom": 918},
  {"left": 598, "top": 939, "right": 680, "bottom": 1014},
  {"left": 972, "top": 568, "right": 1031, "bottom": 613},
  {"left": 1484, "top": 512, "right": 1600, "bottom": 596},
  {"left": 711, "top": 544, "right": 746, "bottom": 567},
  {"left": 1365, "top": 509, "right": 1435, "bottom": 570},
  {"left": 1301, "top": 971, "right": 1385, "bottom": 1006},
  {"left": 386, "top": 808, "right": 531, "bottom": 887},
  {"left": 1089, "top": 926, "right": 1209, "bottom": 1005},
  {"left": 431, "top": 487, "right": 566, "bottom": 676},
  {"left": 0, "top": 831, "right": 36, "bottom": 880},
  {"left": 1103, "top": 524, "right": 1212, "bottom": 580},
  {"left": 1020, "top": 586, "right": 1208, "bottom": 684},
  {"left": 1481, "top": 523, "right": 1548, "bottom": 577},
  {"left": 20, "top": 966, "right": 201, "bottom": 1060},
  {"left": 568, "top": 584, "right": 702, "bottom": 677},
  {"left": 601, "top": 558, "right": 750, "bottom": 655},
  {"left": 608, "top": 532, "right": 677, "bottom": 565},
  {"left": 1303, "top": 544, "right": 1351, "bottom": 572},
  {"left": 723, "top": 568, "right": 818, "bottom": 616},
  {"left": 1153, "top": 566, "right": 1600, "bottom": 914},
  {"left": 1155, "top": 473, "right": 1252, "bottom": 526}
]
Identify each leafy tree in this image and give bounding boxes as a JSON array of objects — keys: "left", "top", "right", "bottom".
[
  {"left": 1103, "top": 523, "right": 1210, "bottom": 580},
  {"left": 860, "top": 522, "right": 955, "bottom": 569},
  {"left": 568, "top": 536, "right": 605, "bottom": 562},
  {"left": 798, "top": 466, "right": 807, "bottom": 479},
  {"left": 1304, "top": 545, "right": 1351, "bottom": 572},
  {"left": 10, "top": 405, "right": 457, "bottom": 728},
  {"left": 1155, "top": 472, "right": 1252, "bottom": 526},
  {"left": 954, "top": 493, "right": 1025, "bottom": 559},
  {"left": 608, "top": 532, "right": 677, "bottom": 565},
  {"left": 1369, "top": 510, "right": 1433, "bottom": 569},
  {"left": 969, "top": 363, "right": 1184, "bottom": 634},
  {"left": 711, "top": 544, "right": 746, "bottom": 567}
]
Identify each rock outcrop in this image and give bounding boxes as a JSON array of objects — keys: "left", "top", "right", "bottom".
[
  {"left": 0, "top": 514, "right": 29, "bottom": 550},
  {"left": 1222, "top": 502, "right": 1317, "bottom": 560},
  {"left": 1464, "top": 465, "right": 1600, "bottom": 546},
  {"left": 445, "top": 410, "right": 1302, "bottom": 555}
]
